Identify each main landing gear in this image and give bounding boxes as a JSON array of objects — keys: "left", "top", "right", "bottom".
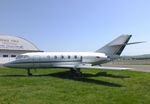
[
  {"left": 70, "top": 68, "right": 83, "bottom": 77},
  {"left": 27, "top": 68, "right": 32, "bottom": 76}
]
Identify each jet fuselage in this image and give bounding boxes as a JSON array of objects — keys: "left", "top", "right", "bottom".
[{"left": 4, "top": 52, "right": 108, "bottom": 69}]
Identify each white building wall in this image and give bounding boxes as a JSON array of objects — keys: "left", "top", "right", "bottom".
[
  {"left": 0, "top": 50, "right": 24, "bottom": 64},
  {"left": 0, "top": 35, "right": 42, "bottom": 65},
  {"left": 0, "top": 50, "right": 41, "bottom": 64}
]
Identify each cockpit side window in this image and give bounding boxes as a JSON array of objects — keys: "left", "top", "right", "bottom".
[
  {"left": 16, "top": 55, "right": 23, "bottom": 59},
  {"left": 16, "top": 55, "right": 29, "bottom": 60},
  {"left": 24, "top": 55, "right": 29, "bottom": 59}
]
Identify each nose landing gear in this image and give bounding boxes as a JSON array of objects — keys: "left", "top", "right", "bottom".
[{"left": 27, "top": 68, "right": 32, "bottom": 76}]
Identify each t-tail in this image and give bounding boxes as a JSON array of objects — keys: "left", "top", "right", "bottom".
[{"left": 96, "top": 35, "right": 143, "bottom": 58}]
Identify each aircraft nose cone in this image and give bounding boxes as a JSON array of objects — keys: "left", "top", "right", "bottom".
[
  {"left": 3, "top": 62, "right": 12, "bottom": 68},
  {"left": 3, "top": 63, "right": 9, "bottom": 67}
]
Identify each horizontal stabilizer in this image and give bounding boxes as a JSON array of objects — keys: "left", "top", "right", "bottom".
[
  {"left": 109, "top": 41, "right": 145, "bottom": 46},
  {"left": 127, "top": 41, "right": 145, "bottom": 45},
  {"left": 96, "top": 35, "right": 132, "bottom": 55}
]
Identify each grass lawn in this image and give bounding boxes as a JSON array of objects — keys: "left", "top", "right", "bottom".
[{"left": 0, "top": 68, "right": 150, "bottom": 104}]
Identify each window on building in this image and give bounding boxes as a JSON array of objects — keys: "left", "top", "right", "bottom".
[{"left": 3, "top": 55, "right": 8, "bottom": 58}]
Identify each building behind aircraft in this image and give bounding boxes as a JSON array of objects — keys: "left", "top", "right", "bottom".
[{"left": 0, "top": 35, "right": 42, "bottom": 64}]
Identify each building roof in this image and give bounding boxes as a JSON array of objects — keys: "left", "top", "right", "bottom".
[{"left": 0, "top": 35, "right": 41, "bottom": 51}]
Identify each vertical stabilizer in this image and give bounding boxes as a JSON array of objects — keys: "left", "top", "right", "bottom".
[{"left": 96, "top": 35, "right": 132, "bottom": 56}]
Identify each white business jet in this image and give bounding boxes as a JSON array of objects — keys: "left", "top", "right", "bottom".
[{"left": 4, "top": 35, "right": 141, "bottom": 76}]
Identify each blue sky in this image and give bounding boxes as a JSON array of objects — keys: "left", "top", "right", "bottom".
[{"left": 0, "top": 0, "right": 150, "bottom": 55}]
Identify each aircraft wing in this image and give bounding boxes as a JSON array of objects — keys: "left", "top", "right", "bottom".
[
  {"left": 55, "top": 64, "right": 132, "bottom": 70},
  {"left": 77, "top": 65, "right": 132, "bottom": 70}
]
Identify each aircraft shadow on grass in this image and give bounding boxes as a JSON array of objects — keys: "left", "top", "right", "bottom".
[{"left": 0, "top": 71, "right": 130, "bottom": 87}]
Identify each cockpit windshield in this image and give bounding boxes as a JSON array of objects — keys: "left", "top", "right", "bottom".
[{"left": 16, "top": 55, "right": 29, "bottom": 60}]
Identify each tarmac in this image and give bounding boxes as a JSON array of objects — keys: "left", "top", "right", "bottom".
[{"left": 103, "top": 64, "right": 150, "bottom": 72}]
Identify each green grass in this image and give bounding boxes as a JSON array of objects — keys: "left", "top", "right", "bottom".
[{"left": 0, "top": 68, "right": 150, "bottom": 104}]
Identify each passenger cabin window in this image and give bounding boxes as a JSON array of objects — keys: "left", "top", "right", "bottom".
[
  {"left": 74, "top": 56, "right": 77, "bottom": 59},
  {"left": 54, "top": 56, "right": 57, "bottom": 59},
  {"left": 3, "top": 55, "right": 8, "bottom": 58},
  {"left": 68, "top": 56, "right": 71, "bottom": 59},
  {"left": 61, "top": 56, "right": 64, "bottom": 59},
  {"left": 11, "top": 55, "right": 16, "bottom": 57}
]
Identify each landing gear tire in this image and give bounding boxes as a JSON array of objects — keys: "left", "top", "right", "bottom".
[{"left": 70, "top": 68, "right": 83, "bottom": 78}]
